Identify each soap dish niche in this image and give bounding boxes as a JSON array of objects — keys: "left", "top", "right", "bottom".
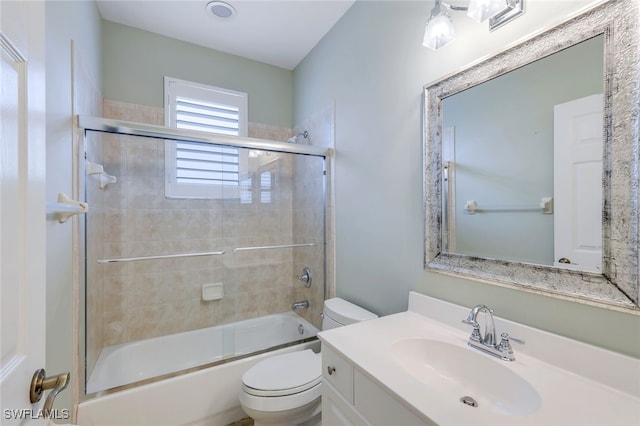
[{"left": 202, "top": 283, "right": 224, "bottom": 301}]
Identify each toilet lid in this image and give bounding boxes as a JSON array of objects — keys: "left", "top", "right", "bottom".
[
  {"left": 242, "top": 349, "right": 321, "bottom": 397},
  {"left": 324, "top": 297, "right": 378, "bottom": 325}
]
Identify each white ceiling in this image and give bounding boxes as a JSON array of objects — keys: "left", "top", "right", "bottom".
[{"left": 96, "top": 0, "right": 356, "bottom": 70}]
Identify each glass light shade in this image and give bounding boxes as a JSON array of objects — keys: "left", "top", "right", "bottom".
[
  {"left": 423, "top": 13, "right": 456, "bottom": 50},
  {"left": 467, "top": 0, "right": 506, "bottom": 23}
]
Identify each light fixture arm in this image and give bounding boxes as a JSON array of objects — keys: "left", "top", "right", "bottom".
[
  {"left": 489, "top": 0, "right": 525, "bottom": 31},
  {"left": 442, "top": 2, "right": 469, "bottom": 12},
  {"left": 430, "top": 0, "right": 468, "bottom": 17}
]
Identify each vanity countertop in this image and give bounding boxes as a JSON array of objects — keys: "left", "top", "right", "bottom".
[{"left": 318, "top": 292, "right": 640, "bottom": 425}]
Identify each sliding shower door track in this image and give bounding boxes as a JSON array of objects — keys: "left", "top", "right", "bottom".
[{"left": 78, "top": 115, "right": 330, "bottom": 158}]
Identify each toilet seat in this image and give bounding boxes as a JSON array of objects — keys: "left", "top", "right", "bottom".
[
  {"left": 240, "top": 381, "right": 322, "bottom": 413},
  {"left": 242, "top": 349, "right": 321, "bottom": 397},
  {"left": 240, "top": 350, "right": 322, "bottom": 414}
]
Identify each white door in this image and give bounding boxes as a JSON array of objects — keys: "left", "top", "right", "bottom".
[
  {"left": 553, "top": 94, "right": 603, "bottom": 272},
  {"left": 1, "top": 0, "right": 48, "bottom": 423}
]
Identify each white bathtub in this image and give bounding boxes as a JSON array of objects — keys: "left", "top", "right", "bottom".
[
  {"left": 86, "top": 312, "right": 319, "bottom": 394},
  {"left": 77, "top": 339, "right": 321, "bottom": 426}
]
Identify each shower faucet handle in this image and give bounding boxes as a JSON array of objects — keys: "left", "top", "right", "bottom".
[{"left": 297, "top": 267, "right": 312, "bottom": 288}]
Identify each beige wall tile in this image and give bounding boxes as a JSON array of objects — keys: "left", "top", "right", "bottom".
[{"left": 86, "top": 100, "right": 332, "bottom": 359}]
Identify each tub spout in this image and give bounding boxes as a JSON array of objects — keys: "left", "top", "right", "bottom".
[{"left": 292, "top": 300, "right": 309, "bottom": 310}]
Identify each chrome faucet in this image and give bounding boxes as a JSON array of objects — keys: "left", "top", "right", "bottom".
[
  {"left": 463, "top": 304, "right": 496, "bottom": 345},
  {"left": 292, "top": 300, "right": 309, "bottom": 310},
  {"left": 462, "top": 304, "right": 524, "bottom": 361}
]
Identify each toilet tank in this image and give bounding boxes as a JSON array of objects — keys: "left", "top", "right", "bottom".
[{"left": 322, "top": 298, "right": 378, "bottom": 331}]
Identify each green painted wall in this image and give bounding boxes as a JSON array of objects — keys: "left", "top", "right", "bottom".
[
  {"left": 294, "top": 0, "right": 640, "bottom": 358},
  {"left": 102, "top": 20, "right": 293, "bottom": 128}
]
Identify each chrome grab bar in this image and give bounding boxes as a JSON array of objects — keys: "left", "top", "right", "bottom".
[
  {"left": 97, "top": 250, "right": 225, "bottom": 264},
  {"left": 464, "top": 197, "right": 553, "bottom": 215},
  {"left": 98, "top": 242, "right": 318, "bottom": 263},
  {"left": 233, "top": 243, "right": 316, "bottom": 253}
]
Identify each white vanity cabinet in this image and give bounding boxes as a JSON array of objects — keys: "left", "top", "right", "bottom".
[
  {"left": 318, "top": 293, "right": 640, "bottom": 426},
  {"left": 322, "top": 345, "right": 428, "bottom": 426}
]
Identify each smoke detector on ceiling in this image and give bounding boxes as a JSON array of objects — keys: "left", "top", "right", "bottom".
[{"left": 206, "top": 1, "right": 237, "bottom": 20}]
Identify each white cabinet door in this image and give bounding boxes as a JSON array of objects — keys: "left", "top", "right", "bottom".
[
  {"left": 321, "top": 346, "right": 431, "bottom": 425},
  {"left": 1, "top": 0, "right": 47, "bottom": 423},
  {"left": 322, "top": 382, "right": 369, "bottom": 426},
  {"left": 322, "top": 345, "right": 354, "bottom": 404}
]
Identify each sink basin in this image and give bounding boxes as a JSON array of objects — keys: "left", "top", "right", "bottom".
[{"left": 390, "top": 338, "right": 541, "bottom": 416}]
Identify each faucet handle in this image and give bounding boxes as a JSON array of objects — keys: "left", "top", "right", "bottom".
[
  {"left": 461, "top": 318, "right": 478, "bottom": 327},
  {"left": 462, "top": 319, "right": 482, "bottom": 342},
  {"left": 498, "top": 332, "right": 525, "bottom": 353},
  {"left": 500, "top": 332, "right": 524, "bottom": 345},
  {"left": 297, "top": 267, "right": 312, "bottom": 288}
]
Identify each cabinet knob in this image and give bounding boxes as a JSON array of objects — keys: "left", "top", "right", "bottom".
[{"left": 327, "top": 366, "right": 336, "bottom": 375}]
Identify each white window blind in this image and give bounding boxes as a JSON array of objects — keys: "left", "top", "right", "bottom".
[
  {"left": 164, "top": 77, "right": 248, "bottom": 199},
  {"left": 175, "top": 97, "right": 240, "bottom": 135},
  {"left": 175, "top": 140, "right": 239, "bottom": 186}
]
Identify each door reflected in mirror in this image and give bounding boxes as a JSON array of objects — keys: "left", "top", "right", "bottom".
[{"left": 441, "top": 35, "right": 604, "bottom": 273}]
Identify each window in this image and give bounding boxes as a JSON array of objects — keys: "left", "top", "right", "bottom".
[
  {"left": 164, "top": 77, "right": 248, "bottom": 199},
  {"left": 260, "top": 171, "right": 272, "bottom": 204}
]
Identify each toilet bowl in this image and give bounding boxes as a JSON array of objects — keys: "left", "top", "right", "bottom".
[{"left": 238, "top": 298, "right": 377, "bottom": 426}]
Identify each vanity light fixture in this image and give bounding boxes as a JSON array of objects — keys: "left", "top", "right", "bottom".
[
  {"left": 423, "top": 0, "right": 456, "bottom": 50},
  {"left": 423, "top": 0, "right": 525, "bottom": 50}
]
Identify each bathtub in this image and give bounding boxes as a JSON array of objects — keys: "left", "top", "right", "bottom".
[{"left": 86, "top": 312, "right": 319, "bottom": 394}]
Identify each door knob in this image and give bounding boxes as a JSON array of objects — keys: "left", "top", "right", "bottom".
[{"left": 30, "top": 369, "right": 70, "bottom": 415}]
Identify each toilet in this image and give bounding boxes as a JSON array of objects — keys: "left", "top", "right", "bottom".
[{"left": 239, "top": 298, "right": 378, "bottom": 426}]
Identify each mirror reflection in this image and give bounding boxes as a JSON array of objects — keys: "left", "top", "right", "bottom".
[
  {"left": 425, "top": 0, "right": 639, "bottom": 309},
  {"left": 441, "top": 35, "right": 604, "bottom": 273}
]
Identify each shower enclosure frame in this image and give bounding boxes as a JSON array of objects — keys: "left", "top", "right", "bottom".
[
  {"left": 79, "top": 115, "right": 330, "bottom": 158},
  {"left": 78, "top": 114, "right": 330, "bottom": 396}
]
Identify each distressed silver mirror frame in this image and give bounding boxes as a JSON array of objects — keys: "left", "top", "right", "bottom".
[{"left": 424, "top": 0, "right": 640, "bottom": 312}]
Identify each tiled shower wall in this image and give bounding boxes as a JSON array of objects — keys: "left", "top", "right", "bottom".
[
  {"left": 85, "top": 100, "right": 333, "bottom": 378},
  {"left": 292, "top": 105, "right": 336, "bottom": 326}
]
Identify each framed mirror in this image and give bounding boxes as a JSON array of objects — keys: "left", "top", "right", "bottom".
[{"left": 424, "top": 0, "right": 639, "bottom": 311}]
